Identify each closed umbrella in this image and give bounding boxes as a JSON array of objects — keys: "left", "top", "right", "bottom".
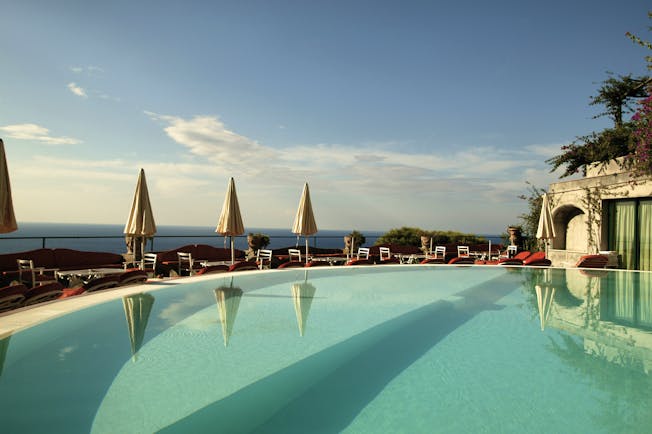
[
  {"left": 291, "top": 183, "right": 317, "bottom": 263},
  {"left": 124, "top": 169, "right": 156, "bottom": 262},
  {"left": 216, "top": 177, "right": 245, "bottom": 264},
  {"left": 0, "top": 139, "right": 17, "bottom": 234},
  {"left": 123, "top": 293, "right": 155, "bottom": 361},
  {"left": 536, "top": 193, "right": 555, "bottom": 256}
]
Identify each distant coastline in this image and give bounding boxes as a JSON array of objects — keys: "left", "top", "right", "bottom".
[{"left": 0, "top": 222, "right": 503, "bottom": 254}]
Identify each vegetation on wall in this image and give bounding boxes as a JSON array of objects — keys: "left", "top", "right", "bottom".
[{"left": 375, "top": 227, "right": 486, "bottom": 246}]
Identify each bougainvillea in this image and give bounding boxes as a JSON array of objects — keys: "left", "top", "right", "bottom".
[{"left": 628, "top": 93, "right": 652, "bottom": 176}]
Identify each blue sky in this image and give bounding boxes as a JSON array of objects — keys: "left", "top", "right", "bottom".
[{"left": 1, "top": 0, "right": 650, "bottom": 233}]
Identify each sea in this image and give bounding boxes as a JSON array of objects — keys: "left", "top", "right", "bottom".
[{"left": 0, "top": 222, "right": 503, "bottom": 255}]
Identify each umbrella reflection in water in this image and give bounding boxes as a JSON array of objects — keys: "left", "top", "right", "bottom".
[
  {"left": 123, "top": 293, "right": 155, "bottom": 361},
  {"left": 535, "top": 269, "right": 556, "bottom": 331},
  {"left": 292, "top": 270, "right": 317, "bottom": 336},
  {"left": 214, "top": 277, "right": 243, "bottom": 347}
]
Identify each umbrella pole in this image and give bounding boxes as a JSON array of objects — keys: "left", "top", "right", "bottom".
[
  {"left": 305, "top": 238, "right": 309, "bottom": 264},
  {"left": 230, "top": 236, "right": 235, "bottom": 265}
]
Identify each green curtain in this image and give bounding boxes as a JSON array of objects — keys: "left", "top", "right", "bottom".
[
  {"left": 638, "top": 200, "right": 652, "bottom": 272},
  {"left": 608, "top": 201, "right": 637, "bottom": 270}
]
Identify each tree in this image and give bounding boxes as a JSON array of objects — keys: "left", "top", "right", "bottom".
[
  {"left": 517, "top": 183, "right": 547, "bottom": 251},
  {"left": 547, "top": 74, "right": 648, "bottom": 177},
  {"left": 626, "top": 12, "right": 652, "bottom": 176}
]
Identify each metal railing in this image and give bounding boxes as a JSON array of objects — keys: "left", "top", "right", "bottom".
[{"left": 0, "top": 234, "right": 381, "bottom": 255}]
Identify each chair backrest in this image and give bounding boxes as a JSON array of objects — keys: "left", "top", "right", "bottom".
[
  {"left": 357, "top": 247, "right": 370, "bottom": 260},
  {"left": 506, "top": 245, "right": 518, "bottom": 257},
  {"left": 379, "top": 247, "right": 391, "bottom": 261},
  {"left": 257, "top": 249, "right": 273, "bottom": 269},
  {"left": 177, "top": 252, "right": 193, "bottom": 275},
  {"left": 17, "top": 259, "right": 35, "bottom": 285},
  {"left": 457, "top": 246, "right": 470, "bottom": 257},
  {"left": 142, "top": 253, "right": 157, "bottom": 270},
  {"left": 287, "top": 249, "right": 302, "bottom": 262},
  {"left": 434, "top": 246, "right": 446, "bottom": 259}
]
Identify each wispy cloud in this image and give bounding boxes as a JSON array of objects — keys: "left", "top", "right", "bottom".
[
  {"left": 67, "top": 82, "right": 87, "bottom": 98},
  {"left": 145, "top": 112, "right": 556, "bottom": 202},
  {"left": 0, "top": 123, "right": 81, "bottom": 145},
  {"left": 70, "top": 65, "right": 104, "bottom": 75}
]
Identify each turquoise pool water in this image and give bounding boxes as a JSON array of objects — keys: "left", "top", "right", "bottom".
[{"left": 0, "top": 266, "right": 651, "bottom": 433}]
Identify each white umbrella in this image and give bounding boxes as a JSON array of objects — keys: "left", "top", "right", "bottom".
[
  {"left": 216, "top": 177, "right": 245, "bottom": 264},
  {"left": 124, "top": 169, "right": 157, "bottom": 262},
  {"left": 0, "top": 139, "right": 17, "bottom": 234},
  {"left": 291, "top": 183, "right": 318, "bottom": 263},
  {"left": 536, "top": 193, "right": 556, "bottom": 256}
]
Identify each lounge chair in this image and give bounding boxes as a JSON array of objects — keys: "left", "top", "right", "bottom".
[
  {"left": 196, "top": 264, "right": 230, "bottom": 275},
  {"left": 228, "top": 261, "right": 259, "bottom": 272},
  {"left": 575, "top": 254, "right": 608, "bottom": 268},
  {"left": 84, "top": 275, "right": 121, "bottom": 292},
  {"left": 448, "top": 256, "right": 475, "bottom": 265},
  {"left": 522, "top": 251, "right": 551, "bottom": 267},
  {"left": 0, "top": 283, "right": 28, "bottom": 312},
  {"left": 119, "top": 270, "right": 149, "bottom": 286},
  {"left": 304, "top": 260, "right": 331, "bottom": 267},
  {"left": 23, "top": 282, "right": 64, "bottom": 306}
]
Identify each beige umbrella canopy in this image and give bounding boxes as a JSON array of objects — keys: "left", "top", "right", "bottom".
[
  {"left": 216, "top": 177, "right": 245, "bottom": 264},
  {"left": 123, "top": 293, "right": 155, "bottom": 361},
  {"left": 291, "top": 271, "right": 317, "bottom": 336},
  {"left": 536, "top": 193, "right": 555, "bottom": 255},
  {"left": 124, "top": 169, "right": 157, "bottom": 262},
  {"left": 214, "top": 280, "right": 243, "bottom": 347},
  {"left": 291, "top": 183, "right": 317, "bottom": 263},
  {"left": 0, "top": 139, "right": 17, "bottom": 234}
]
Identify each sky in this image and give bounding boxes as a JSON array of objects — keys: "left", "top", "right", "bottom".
[{"left": 1, "top": 0, "right": 651, "bottom": 234}]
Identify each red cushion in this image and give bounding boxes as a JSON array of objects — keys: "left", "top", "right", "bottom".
[
  {"left": 575, "top": 254, "right": 608, "bottom": 268},
  {"left": 60, "top": 286, "right": 86, "bottom": 298},
  {"left": 523, "top": 251, "right": 546, "bottom": 265},
  {"left": 448, "top": 257, "right": 475, "bottom": 265}
]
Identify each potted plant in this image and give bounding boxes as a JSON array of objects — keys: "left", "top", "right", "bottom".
[{"left": 245, "top": 233, "right": 270, "bottom": 260}]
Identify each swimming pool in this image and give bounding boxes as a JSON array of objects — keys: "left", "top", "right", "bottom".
[{"left": 0, "top": 265, "right": 650, "bottom": 433}]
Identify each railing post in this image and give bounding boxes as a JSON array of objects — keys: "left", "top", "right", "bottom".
[{"left": 42, "top": 237, "right": 46, "bottom": 249}]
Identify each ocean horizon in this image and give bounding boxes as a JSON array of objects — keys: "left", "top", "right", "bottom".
[{"left": 0, "top": 222, "right": 504, "bottom": 255}]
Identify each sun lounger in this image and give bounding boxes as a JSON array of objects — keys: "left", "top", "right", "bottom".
[{"left": 575, "top": 254, "right": 608, "bottom": 268}]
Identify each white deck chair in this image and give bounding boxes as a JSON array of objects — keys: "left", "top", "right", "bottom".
[
  {"left": 256, "top": 249, "right": 273, "bottom": 269},
  {"left": 457, "top": 246, "right": 470, "bottom": 258},
  {"left": 433, "top": 246, "right": 446, "bottom": 259},
  {"left": 379, "top": 247, "right": 391, "bottom": 261},
  {"left": 357, "top": 247, "right": 370, "bottom": 260},
  {"left": 287, "top": 248, "right": 302, "bottom": 263},
  {"left": 177, "top": 252, "right": 194, "bottom": 276}
]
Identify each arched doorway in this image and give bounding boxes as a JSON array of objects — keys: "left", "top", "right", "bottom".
[{"left": 552, "top": 205, "right": 587, "bottom": 251}]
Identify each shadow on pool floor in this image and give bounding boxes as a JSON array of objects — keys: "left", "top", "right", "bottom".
[{"left": 160, "top": 272, "right": 523, "bottom": 434}]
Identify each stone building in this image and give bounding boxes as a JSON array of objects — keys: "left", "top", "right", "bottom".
[{"left": 547, "top": 158, "right": 652, "bottom": 270}]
